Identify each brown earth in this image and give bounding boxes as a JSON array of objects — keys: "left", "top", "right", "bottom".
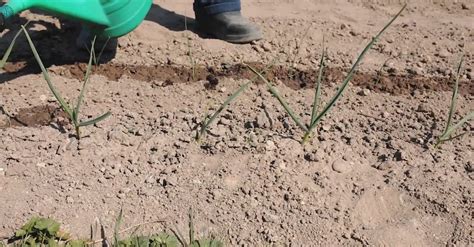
[{"left": 1, "top": 0, "right": 473, "bottom": 246}]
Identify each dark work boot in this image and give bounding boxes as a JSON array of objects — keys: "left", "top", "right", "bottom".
[
  {"left": 195, "top": 11, "right": 262, "bottom": 44},
  {"left": 75, "top": 26, "right": 118, "bottom": 54}
]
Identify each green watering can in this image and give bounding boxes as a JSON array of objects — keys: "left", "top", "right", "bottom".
[{"left": 0, "top": 0, "right": 153, "bottom": 37}]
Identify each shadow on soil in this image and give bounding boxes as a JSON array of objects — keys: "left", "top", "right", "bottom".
[{"left": 0, "top": 3, "right": 214, "bottom": 83}]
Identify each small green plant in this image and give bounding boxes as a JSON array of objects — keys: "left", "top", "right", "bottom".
[
  {"left": 7, "top": 217, "right": 74, "bottom": 246},
  {"left": 5, "top": 212, "right": 219, "bottom": 247},
  {"left": 172, "top": 209, "right": 223, "bottom": 247},
  {"left": 249, "top": 4, "right": 406, "bottom": 143},
  {"left": 195, "top": 62, "right": 276, "bottom": 141},
  {"left": 21, "top": 25, "right": 111, "bottom": 139},
  {"left": 434, "top": 55, "right": 473, "bottom": 148}
]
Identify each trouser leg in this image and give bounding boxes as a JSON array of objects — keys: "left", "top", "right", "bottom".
[{"left": 193, "top": 0, "right": 241, "bottom": 16}]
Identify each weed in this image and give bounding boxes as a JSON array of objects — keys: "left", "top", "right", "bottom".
[
  {"left": 434, "top": 55, "right": 473, "bottom": 148},
  {"left": 20, "top": 25, "right": 111, "bottom": 140},
  {"left": 5, "top": 212, "right": 219, "bottom": 247},
  {"left": 7, "top": 217, "right": 73, "bottom": 246},
  {"left": 249, "top": 4, "right": 406, "bottom": 143},
  {"left": 195, "top": 62, "right": 277, "bottom": 141},
  {"left": 172, "top": 209, "right": 223, "bottom": 247}
]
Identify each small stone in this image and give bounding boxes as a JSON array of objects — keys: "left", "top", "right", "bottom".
[
  {"left": 322, "top": 125, "right": 331, "bottom": 131},
  {"left": 265, "top": 140, "right": 277, "bottom": 151},
  {"left": 467, "top": 72, "right": 473, "bottom": 80},
  {"left": 394, "top": 150, "right": 407, "bottom": 161},
  {"left": 219, "top": 87, "right": 227, "bottom": 93},
  {"left": 261, "top": 42, "right": 272, "bottom": 52},
  {"left": 382, "top": 112, "right": 390, "bottom": 118},
  {"left": 358, "top": 88, "right": 371, "bottom": 96},
  {"left": 262, "top": 213, "right": 279, "bottom": 223},
  {"left": 417, "top": 103, "right": 430, "bottom": 112},
  {"left": 119, "top": 188, "right": 131, "bottom": 194},
  {"left": 219, "top": 118, "right": 231, "bottom": 126},
  {"left": 66, "top": 196, "right": 74, "bottom": 204},
  {"left": 0, "top": 115, "right": 9, "bottom": 127},
  {"left": 0, "top": 168, "right": 5, "bottom": 176},
  {"left": 145, "top": 177, "right": 156, "bottom": 184},
  {"left": 39, "top": 94, "right": 48, "bottom": 101},
  {"left": 209, "top": 125, "right": 227, "bottom": 137},
  {"left": 437, "top": 49, "right": 451, "bottom": 58},
  {"left": 256, "top": 112, "right": 270, "bottom": 128},
  {"left": 376, "top": 161, "right": 394, "bottom": 171},
  {"left": 465, "top": 162, "right": 473, "bottom": 173},
  {"left": 36, "top": 162, "right": 47, "bottom": 168},
  {"left": 332, "top": 159, "right": 352, "bottom": 173}
]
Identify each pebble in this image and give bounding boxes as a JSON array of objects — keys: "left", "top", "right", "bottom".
[
  {"left": 36, "top": 162, "right": 47, "bottom": 168},
  {"left": 256, "top": 112, "right": 270, "bottom": 128},
  {"left": 416, "top": 103, "right": 430, "bottom": 113},
  {"left": 322, "top": 125, "right": 331, "bottom": 131},
  {"left": 465, "top": 162, "right": 473, "bottom": 173},
  {"left": 437, "top": 49, "right": 451, "bottom": 58},
  {"left": 467, "top": 72, "right": 473, "bottom": 80},
  {"left": 145, "top": 176, "right": 156, "bottom": 184},
  {"left": 209, "top": 125, "right": 227, "bottom": 137},
  {"left": 219, "top": 118, "right": 231, "bottom": 126},
  {"left": 66, "top": 196, "right": 74, "bottom": 204},
  {"left": 0, "top": 168, "right": 5, "bottom": 176},
  {"left": 332, "top": 159, "right": 352, "bottom": 173},
  {"left": 358, "top": 89, "right": 371, "bottom": 96},
  {"left": 376, "top": 161, "right": 395, "bottom": 171},
  {"left": 265, "top": 140, "right": 277, "bottom": 151},
  {"left": 261, "top": 42, "right": 272, "bottom": 52}
]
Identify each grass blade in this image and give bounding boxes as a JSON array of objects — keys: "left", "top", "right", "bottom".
[
  {"left": 75, "top": 37, "right": 96, "bottom": 122},
  {"left": 171, "top": 227, "right": 187, "bottom": 247},
  {"left": 95, "top": 37, "right": 110, "bottom": 66},
  {"left": 197, "top": 81, "right": 251, "bottom": 140},
  {"left": 0, "top": 21, "right": 30, "bottom": 70},
  {"left": 20, "top": 25, "right": 73, "bottom": 117},
  {"left": 442, "top": 55, "right": 464, "bottom": 135},
  {"left": 247, "top": 65, "right": 308, "bottom": 131},
  {"left": 196, "top": 61, "right": 278, "bottom": 140},
  {"left": 311, "top": 43, "right": 326, "bottom": 125},
  {"left": 443, "top": 111, "right": 474, "bottom": 138},
  {"left": 189, "top": 209, "right": 194, "bottom": 243},
  {"left": 303, "top": 4, "right": 406, "bottom": 142},
  {"left": 113, "top": 209, "right": 123, "bottom": 246},
  {"left": 78, "top": 111, "right": 111, "bottom": 127}
]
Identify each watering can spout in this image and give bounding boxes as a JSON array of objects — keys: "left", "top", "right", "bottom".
[{"left": 0, "top": 0, "right": 152, "bottom": 38}]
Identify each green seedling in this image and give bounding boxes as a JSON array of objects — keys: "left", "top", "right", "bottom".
[
  {"left": 195, "top": 62, "right": 277, "bottom": 141},
  {"left": 172, "top": 209, "right": 223, "bottom": 247},
  {"left": 435, "top": 55, "right": 473, "bottom": 148},
  {"left": 8, "top": 217, "right": 72, "bottom": 246},
  {"left": 0, "top": 21, "right": 30, "bottom": 70},
  {"left": 21, "top": 25, "right": 111, "bottom": 140},
  {"left": 249, "top": 4, "right": 406, "bottom": 143}
]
